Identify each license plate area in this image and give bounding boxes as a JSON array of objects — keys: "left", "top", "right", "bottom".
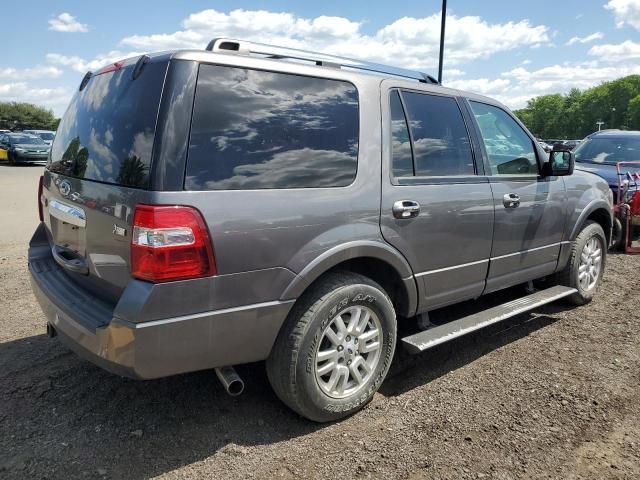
[{"left": 49, "top": 199, "right": 87, "bottom": 256}]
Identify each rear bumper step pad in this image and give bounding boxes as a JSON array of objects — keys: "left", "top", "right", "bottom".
[{"left": 401, "top": 285, "right": 577, "bottom": 354}]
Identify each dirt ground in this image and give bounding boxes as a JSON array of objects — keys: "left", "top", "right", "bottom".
[{"left": 1, "top": 164, "right": 639, "bottom": 479}]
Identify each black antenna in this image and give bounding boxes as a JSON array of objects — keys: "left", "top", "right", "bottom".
[{"left": 438, "top": 0, "right": 447, "bottom": 84}]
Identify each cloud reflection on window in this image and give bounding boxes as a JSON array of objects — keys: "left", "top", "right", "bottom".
[{"left": 186, "top": 65, "right": 359, "bottom": 190}]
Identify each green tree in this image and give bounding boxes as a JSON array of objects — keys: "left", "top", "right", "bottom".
[
  {"left": 628, "top": 94, "right": 640, "bottom": 129},
  {"left": 514, "top": 75, "right": 640, "bottom": 139},
  {"left": 116, "top": 155, "right": 148, "bottom": 187},
  {"left": 0, "top": 102, "right": 59, "bottom": 130},
  {"left": 61, "top": 136, "right": 89, "bottom": 179}
]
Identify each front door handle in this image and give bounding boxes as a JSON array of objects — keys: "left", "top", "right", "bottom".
[
  {"left": 393, "top": 200, "right": 421, "bottom": 219},
  {"left": 503, "top": 193, "right": 520, "bottom": 208}
]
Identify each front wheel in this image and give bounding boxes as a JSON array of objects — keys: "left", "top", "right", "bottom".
[
  {"left": 267, "top": 272, "right": 396, "bottom": 422},
  {"left": 556, "top": 221, "right": 607, "bottom": 305}
]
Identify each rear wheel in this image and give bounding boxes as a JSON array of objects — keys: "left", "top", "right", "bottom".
[
  {"left": 556, "top": 221, "right": 606, "bottom": 305},
  {"left": 267, "top": 272, "right": 396, "bottom": 422}
]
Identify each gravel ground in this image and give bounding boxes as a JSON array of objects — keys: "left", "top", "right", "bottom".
[{"left": 1, "top": 165, "right": 639, "bottom": 479}]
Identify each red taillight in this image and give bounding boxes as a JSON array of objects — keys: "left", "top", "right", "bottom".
[
  {"left": 38, "top": 175, "right": 44, "bottom": 222},
  {"left": 131, "top": 205, "right": 216, "bottom": 283}
]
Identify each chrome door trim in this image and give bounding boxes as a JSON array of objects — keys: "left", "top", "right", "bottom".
[
  {"left": 48, "top": 199, "right": 86, "bottom": 228},
  {"left": 413, "top": 241, "right": 571, "bottom": 278},
  {"left": 489, "top": 241, "right": 568, "bottom": 262},
  {"left": 414, "top": 258, "right": 489, "bottom": 277}
]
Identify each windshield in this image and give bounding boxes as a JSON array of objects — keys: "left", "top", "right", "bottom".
[
  {"left": 38, "top": 132, "right": 55, "bottom": 141},
  {"left": 48, "top": 60, "right": 167, "bottom": 188},
  {"left": 575, "top": 137, "right": 640, "bottom": 164},
  {"left": 9, "top": 135, "right": 46, "bottom": 145}
]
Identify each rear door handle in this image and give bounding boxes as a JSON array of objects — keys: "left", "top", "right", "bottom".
[
  {"left": 503, "top": 193, "right": 520, "bottom": 208},
  {"left": 393, "top": 200, "right": 421, "bottom": 219}
]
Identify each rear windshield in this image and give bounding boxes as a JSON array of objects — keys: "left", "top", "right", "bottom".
[
  {"left": 575, "top": 137, "right": 640, "bottom": 164},
  {"left": 38, "top": 132, "right": 55, "bottom": 141},
  {"left": 48, "top": 60, "right": 168, "bottom": 188},
  {"left": 185, "top": 64, "right": 359, "bottom": 190}
]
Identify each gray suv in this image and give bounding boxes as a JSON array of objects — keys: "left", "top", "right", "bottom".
[{"left": 29, "top": 39, "right": 613, "bottom": 422}]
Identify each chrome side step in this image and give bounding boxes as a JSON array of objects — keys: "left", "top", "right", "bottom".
[{"left": 401, "top": 285, "right": 577, "bottom": 354}]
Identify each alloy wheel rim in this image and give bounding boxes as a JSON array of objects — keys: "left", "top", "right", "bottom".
[
  {"left": 578, "top": 237, "right": 602, "bottom": 291},
  {"left": 314, "top": 305, "right": 382, "bottom": 399}
]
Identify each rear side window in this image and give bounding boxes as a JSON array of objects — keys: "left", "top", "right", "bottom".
[
  {"left": 401, "top": 91, "right": 474, "bottom": 177},
  {"left": 185, "top": 65, "right": 359, "bottom": 190},
  {"left": 49, "top": 61, "right": 168, "bottom": 188}
]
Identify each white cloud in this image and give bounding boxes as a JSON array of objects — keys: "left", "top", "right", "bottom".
[
  {"left": 48, "top": 13, "right": 89, "bottom": 33},
  {"left": 4, "top": 65, "right": 63, "bottom": 80},
  {"left": 120, "top": 8, "right": 550, "bottom": 70},
  {"left": 566, "top": 32, "right": 604, "bottom": 46},
  {"left": 0, "top": 82, "right": 70, "bottom": 111},
  {"left": 589, "top": 40, "right": 640, "bottom": 61},
  {"left": 46, "top": 51, "right": 140, "bottom": 73},
  {"left": 444, "top": 69, "right": 466, "bottom": 78},
  {"left": 447, "top": 78, "right": 511, "bottom": 96},
  {"left": 605, "top": 0, "right": 640, "bottom": 30},
  {"left": 30, "top": 7, "right": 640, "bottom": 117}
]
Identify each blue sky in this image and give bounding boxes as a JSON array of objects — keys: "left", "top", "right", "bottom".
[{"left": 3, "top": 0, "right": 640, "bottom": 116}]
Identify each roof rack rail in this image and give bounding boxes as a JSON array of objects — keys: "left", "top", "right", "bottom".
[{"left": 205, "top": 38, "right": 439, "bottom": 85}]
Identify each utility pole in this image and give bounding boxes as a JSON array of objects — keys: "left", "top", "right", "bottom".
[
  {"left": 611, "top": 107, "right": 616, "bottom": 129},
  {"left": 596, "top": 121, "right": 605, "bottom": 131},
  {"left": 437, "top": 0, "right": 447, "bottom": 84}
]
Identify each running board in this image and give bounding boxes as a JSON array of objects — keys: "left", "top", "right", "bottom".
[{"left": 401, "top": 285, "right": 577, "bottom": 354}]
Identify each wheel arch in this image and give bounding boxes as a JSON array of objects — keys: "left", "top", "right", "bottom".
[
  {"left": 570, "top": 201, "right": 613, "bottom": 246},
  {"left": 280, "top": 241, "right": 418, "bottom": 318}
]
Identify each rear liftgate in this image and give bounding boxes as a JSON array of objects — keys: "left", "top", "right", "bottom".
[{"left": 402, "top": 285, "right": 577, "bottom": 354}]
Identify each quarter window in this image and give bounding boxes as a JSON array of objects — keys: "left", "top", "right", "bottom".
[
  {"left": 185, "top": 65, "right": 359, "bottom": 190},
  {"left": 390, "top": 90, "right": 413, "bottom": 177},
  {"left": 469, "top": 101, "right": 538, "bottom": 175}
]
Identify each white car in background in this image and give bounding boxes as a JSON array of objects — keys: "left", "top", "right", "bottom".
[{"left": 23, "top": 130, "right": 56, "bottom": 146}]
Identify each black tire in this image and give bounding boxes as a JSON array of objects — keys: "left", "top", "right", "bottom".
[
  {"left": 7, "top": 151, "right": 15, "bottom": 165},
  {"left": 266, "top": 271, "right": 396, "bottom": 422},
  {"left": 555, "top": 221, "right": 607, "bottom": 305}
]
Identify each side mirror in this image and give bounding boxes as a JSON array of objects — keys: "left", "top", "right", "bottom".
[{"left": 543, "top": 149, "right": 575, "bottom": 177}]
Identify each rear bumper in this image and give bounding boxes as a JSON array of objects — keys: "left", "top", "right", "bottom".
[
  {"left": 13, "top": 152, "right": 48, "bottom": 162},
  {"left": 28, "top": 225, "right": 294, "bottom": 379}
]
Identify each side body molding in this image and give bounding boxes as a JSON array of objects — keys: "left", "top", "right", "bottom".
[{"left": 280, "top": 240, "right": 419, "bottom": 317}]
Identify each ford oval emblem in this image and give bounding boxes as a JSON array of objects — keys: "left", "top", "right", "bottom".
[{"left": 59, "top": 180, "right": 72, "bottom": 197}]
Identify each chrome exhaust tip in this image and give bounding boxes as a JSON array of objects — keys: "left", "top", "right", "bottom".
[{"left": 215, "top": 366, "right": 244, "bottom": 396}]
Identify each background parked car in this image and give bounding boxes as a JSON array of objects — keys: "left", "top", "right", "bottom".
[
  {"left": 537, "top": 140, "right": 553, "bottom": 153},
  {"left": 23, "top": 129, "right": 56, "bottom": 146},
  {"left": 0, "top": 132, "right": 50, "bottom": 164},
  {"left": 574, "top": 130, "right": 640, "bottom": 196},
  {"left": 562, "top": 139, "right": 582, "bottom": 150}
]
